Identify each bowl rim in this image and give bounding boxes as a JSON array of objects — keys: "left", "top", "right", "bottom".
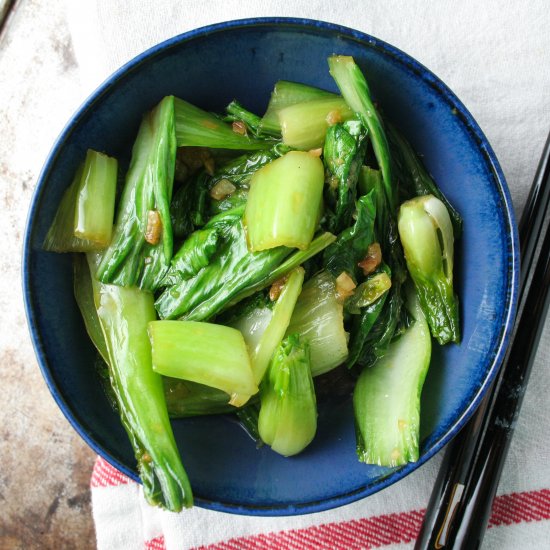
[{"left": 22, "top": 16, "right": 519, "bottom": 516}]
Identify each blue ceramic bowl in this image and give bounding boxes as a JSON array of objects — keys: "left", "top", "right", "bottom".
[{"left": 23, "top": 18, "right": 518, "bottom": 515}]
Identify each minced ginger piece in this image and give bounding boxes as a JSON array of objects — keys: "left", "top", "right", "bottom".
[{"left": 145, "top": 210, "right": 162, "bottom": 245}]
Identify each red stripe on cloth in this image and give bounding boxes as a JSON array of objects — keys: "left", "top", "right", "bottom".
[
  {"left": 192, "top": 509, "right": 425, "bottom": 550},
  {"left": 144, "top": 535, "right": 166, "bottom": 550},
  {"left": 90, "top": 456, "right": 133, "bottom": 488},
  {"left": 490, "top": 488, "right": 550, "bottom": 527},
  {"left": 191, "top": 489, "right": 550, "bottom": 550}
]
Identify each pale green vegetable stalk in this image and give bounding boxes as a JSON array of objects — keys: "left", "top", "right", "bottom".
[
  {"left": 74, "top": 149, "right": 117, "bottom": 246},
  {"left": 278, "top": 97, "right": 354, "bottom": 150},
  {"left": 44, "top": 164, "right": 106, "bottom": 253},
  {"left": 229, "top": 301, "right": 274, "bottom": 354},
  {"left": 248, "top": 268, "right": 304, "bottom": 385},
  {"left": 174, "top": 97, "right": 270, "bottom": 150},
  {"left": 148, "top": 320, "right": 258, "bottom": 406},
  {"left": 244, "top": 151, "right": 325, "bottom": 251},
  {"left": 260, "top": 80, "right": 337, "bottom": 134},
  {"left": 87, "top": 254, "right": 192, "bottom": 511},
  {"left": 398, "top": 194, "right": 460, "bottom": 344},
  {"left": 258, "top": 334, "right": 317, "bottom": 456},
  {"left": 286, "top": 270, "right": 348, "bottom": 377},
  {"left": 353, "top": 285, "right": 432, "bottom": 466}
]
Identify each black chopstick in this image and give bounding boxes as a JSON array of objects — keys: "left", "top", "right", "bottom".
[{"left": 415, "top": 131, "right": 550, "bottom": 550}]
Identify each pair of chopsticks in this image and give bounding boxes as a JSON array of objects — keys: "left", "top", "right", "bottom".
[{"left": 415, "top": 131, "right": 550, "bottom": 549}]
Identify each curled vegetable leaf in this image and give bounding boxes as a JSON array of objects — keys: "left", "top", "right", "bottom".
[{"left": 398, "top": 194, "right": 460, "bottom": 344}]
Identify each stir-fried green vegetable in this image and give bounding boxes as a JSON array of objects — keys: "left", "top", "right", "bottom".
[
  {"left": 259, "top": 80, "right": 338, "bottom": 134},
  {"left": 244, "top": 150, "right": 325, "bottom": 251},
  {"left": 398, "top": 194, "right": 460, "bottom": 344},
  {"left": 286, "top": 270, "right": 349, "bottom": 377},
  {"left": 328, "top": 55, "right": 394, "bottom": 212},
  {"left": 323, "top": 190, "right": 377, "bottom": 282},
  {"left": 87, "top": 253, "right": 192, "bottom": 511},
  {"left": 278, "top": 97, "right": 354, "bottom": 150},
  {"left": 163, "top": 378, "right": 238, "bottom": 418},
  {"left": 97, "top": 95, "right": 177, "bottom": 291},
  {"left": 353, "top": 285, "right": 432, "bottom": 466},
  {"left": 149, "top": 320, "right": 258, "bottom": 406},
  {"left": 44, "top": 150, "right": 117, "bottom": 253},
  {"left": 74, "top": 254, "right": 233, "bottom": 419},
  {"left": 258, "top": 334, "right": 317, "bottom": 456},
  {"left": 246, "top": 268, "right": 304, "bottom": 385},
  {"left": 45, "top": 53, "right": 464, "bottom": 509},
  {"left": 323, "top": 120, "right": 369, "bottom": 234},
  {"left": 174, "top": 97, "right": 272, "bottom": 150},
  {"left": 74, "top": 150, "right": 117, "bottom": 246},
  {"left": 155, "top": 206, "right": 334, "bottom": 321},
  {"left": 387, "top": 122, "right": 463, "bottom": 236}
]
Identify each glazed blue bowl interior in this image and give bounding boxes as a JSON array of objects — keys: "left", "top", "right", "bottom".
[{"left": 23, "top": 18, "right": 518, "bottom": 515}]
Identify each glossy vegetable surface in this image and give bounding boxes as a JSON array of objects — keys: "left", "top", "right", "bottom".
[
  {"left": 44, "top": 52, "right": 464, "bottom": 510},
  {"left": 88, "top": 254, "right": 192, "bottom": 511}
]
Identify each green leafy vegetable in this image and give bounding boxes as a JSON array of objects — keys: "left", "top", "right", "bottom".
[
  {"left": 155, "top": 206, "right": 290, "bottom": 319},
  {"left": 207, "top": 144, "right": 290, "bottom": 215},
  {"left": 164, "top": 378, "right": 237, "bottom": 418},
  {"left": 96, "top": 95, "right": 176, "bottom": 291},
  {"left": 211, "top": 144, "right": 290, "bottom": 189},
  {"left": 162, "top": 226, "right": 221, "bottom": 286},
  {"left": 353, "top": 285, "right": 431, "bottom": 466},
  {"left": 286, "top": 270, "right": 349, "bottom": 377},
  {"left": 346, "top": 288, "right": 389, "bottom": 369},
  {"left": 398, "top": 194, "right": 460, "bottom": 344},
  {"left": 74, "top": 149, "right": 117, "bottom": 246},
  {"left": 174, "top": 97, "right": 271, "bottom": 150},
  {"left": 387, "top": 123, "right": 463, "bottom": 236},
  {"left": 87, "top": 253, "right": 192, "bottom": 511},
  {"left": 323, "top": 119, "right": 369, "bottom": 234},
  {"left": 278, "top": 97, "right": 354, "bottom": 150},
  {"left": 73, "top": 254, "right": 109, "bottom": 364},
  {"left": 260, "top": 80, "right": 337, "bottom": 134},
  {"left": 225, "top": 100, "right": 264, "bottom": 137},
  {"left": 328, "top": 55, "right": 395, "bottom": 212},
  {"left": 323, "top": 190, "right": 377, "bottom": 282},
  {"left": 43, "top": 155, "right": 117, "bottom": 252},
  {"left": 226, "top": 293, "right": 274, "bottom": 351},
  {"left": 170, "top": 172, "right": 209, "bottom": 239},
  {"left": 149, "top": 320, "right": 258, "bottom": 406},
  {"left": 244, "top": 151, "right": 325, "bottom": 251},
  {"left": 255, "top": 269, "right": 304, "bottom": 383},
  {"left": 258, "top": 334, "right": 317, "bottom": 456}
]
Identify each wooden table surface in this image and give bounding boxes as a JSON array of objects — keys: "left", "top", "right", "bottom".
[{"left": 0, "top": 1, "right": 96, "bottom": 548}]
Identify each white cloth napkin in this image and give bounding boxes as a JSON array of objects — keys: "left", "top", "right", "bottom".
[{"left": 65, "top": 1, "right": 550, "bottom": 548}]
